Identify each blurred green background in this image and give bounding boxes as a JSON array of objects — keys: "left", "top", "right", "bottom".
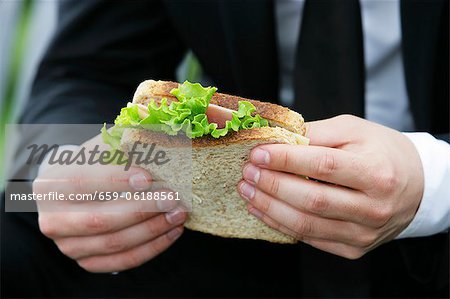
[
  {"left": 1, "top": 0, "right": 57, "bottom": 188},
  {"left": 0, "top": 0, "right": 202, "bottom": 188}
]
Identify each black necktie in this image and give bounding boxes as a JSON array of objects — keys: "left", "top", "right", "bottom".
[
  {"left": 294, "top": 0, "right": 365, "bottom": 120},
  {"left": 295, "top": 2, "right": 371, "bottom": 296}
]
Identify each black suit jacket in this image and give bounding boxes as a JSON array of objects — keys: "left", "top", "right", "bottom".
[{"left": 2, "top": 0, "right": 448, "bottom": 298}]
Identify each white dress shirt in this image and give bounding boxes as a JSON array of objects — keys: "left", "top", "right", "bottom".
[{"left": 275, "top": 0, "right": 450, "bottom": 237}]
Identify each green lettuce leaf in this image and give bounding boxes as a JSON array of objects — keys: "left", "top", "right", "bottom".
[
  {"left": 101, "top": 124, "right": 123, "bottom": 151},
  {"left": 101, "top": 81, "right": 269, "bottom": 148},
  {"left": 114, "top": 104, "right": 140, "bottom": 126},
  {"left": 100, "top": 124, "right": 128, "bottom": 165}
]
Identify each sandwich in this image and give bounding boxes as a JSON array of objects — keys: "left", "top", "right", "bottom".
[{"left": 102, "top": 80, "right": 309, "bottom": 244}]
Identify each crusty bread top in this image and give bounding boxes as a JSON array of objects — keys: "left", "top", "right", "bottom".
[{"left": 132, "top": 80, "right": 307, "bottom": 136}]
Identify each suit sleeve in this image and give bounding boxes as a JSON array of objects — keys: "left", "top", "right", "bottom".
[
  {"left": 21, "top": 0, "right": 186, "bottom": 126},
  {"left": 8, "top": 0, "right": 186, "bottom": 182}
]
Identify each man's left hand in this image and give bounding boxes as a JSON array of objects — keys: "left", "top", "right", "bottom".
[{"left": 237, "top": 115, "right": 424, "bottom": 259}]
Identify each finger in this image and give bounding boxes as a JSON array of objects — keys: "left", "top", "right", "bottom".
[
  {"left": 76, "top": 226, "right": 184, "bottom": 273},
  {"left": 249, "top": 144, "right": 371, "bottom": 189},
  {"left": 302, "top": 237, "right": 366, "bottom": 260},
  {"left": 38, "top": 195, "right": 182, "bottom": 238},
  {"left": 34, "top": 164, "right": 152, "bottom": 197},
  {"left": 56, "top": 209, "right": 187, "bottom": 259},
  {"left": 305, "top": 115, "right": 366, "bottom": 147},
  {"left": 246, "top": 204, "right": 302, "bottom": 241},
  {"left": 238, "top": 181, "right": 371, "bottom": 246},
  {"left": 242, "top": 164, "right": 381, "bottom": 227},
  {"left": 247, "top": 204, "right": 373, "bottom": 256}
]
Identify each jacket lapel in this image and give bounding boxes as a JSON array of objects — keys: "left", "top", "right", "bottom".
[
  {"left": 398, "top": 0, "right": 448, "bottom": 284},
  {"left": 400, "top": 0, "right": 447, "bottom": 132}
]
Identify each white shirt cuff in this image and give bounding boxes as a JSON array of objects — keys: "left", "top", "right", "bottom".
[{"left": 397, "top": 133, "right": 450, "bottom": 238}]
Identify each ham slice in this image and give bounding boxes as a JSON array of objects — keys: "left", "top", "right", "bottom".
[
  {"left": 136, "top": 103, "right": 149, "bottom": 119},
  {"left": 136, "top": 100, "right": 234, "bottom": 129},
  {"left": 206, "top": 104, "right": 233, "bottom": 128}
]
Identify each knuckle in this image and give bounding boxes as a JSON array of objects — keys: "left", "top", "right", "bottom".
[
  {"left": 71, "top": 167, "right": 91, "bottom": 193},
  {"left": 144, "top": 218, "right": 161, "bottom": 237},
  {"left": 77, "top": 259, "right": 98, "bottom": 273},
  {"left": 106, "top": 172, "right": 116, "bottom": 184},
  {"left": 371, "top": 167, "right": 398, "bottom": 194},
  {"left": 268, "top": 218, "right": 283, "bottom": 232},
  {"left": 293, "top": 232, "right": 304, "bottom": 242},
  {"left": 278, "top": 150, "right": 290, "bottom": 170},
  {"left": 38, "top": 215, "right": 57, "bottom": 238},
  {"left": 292, "top": 216, "right": 314, "bottom": 236},
  {"left": 124, "top": 252, "right": 144, "bottom": 270},
  {"left": 370, "top": 205, "right": 394, "bottom": 227},
  {"left": 349, "top": 155, "right": 366, "bottom": 174},
  {"left": 337, "top": 114, "right": 356, "bottom": 122},
  {"left": 104, "top": 233, "right": 126, "bottom": 253},
  {"left": 257, "top": 196, "right": 272, "bottom": 214},
  {"left": 85, "top": 212, "right": 109, "bottom": 233},
  {"left": 356, "top": 232, "right": 378, "bottom": 248},
  {"left": 266, "top": 172, "right": 281, "bottom": 195},
  {"left": 71, "top": 174, "right": 86, "bottom": 193},
  {"left": 382, "top": 173, "right": 398, "bottom": 193},
  {"left": 134, "top": 210, "right": 148, "bottom": 223},
  {"left": 305, "top": 190, "right": 329, "bottom": 215},
  {"left": 312, "top": 153, "right": 337, "bottom": 177},
  {"left": 55, "top": 239, "right": 76, "bottom": 258},
  {"left": 32, "top": 179, "right": 45, "bottom": 194},
  {"left": 343, "top": 248, "right": 366, "bottom": 260}
]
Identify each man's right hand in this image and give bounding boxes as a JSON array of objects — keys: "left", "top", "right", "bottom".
[{"left": 33, "top": 136, "right": 187, "bottom": 273}]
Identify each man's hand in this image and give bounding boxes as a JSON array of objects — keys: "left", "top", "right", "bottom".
[
  {"left": 237, "top": 115, "right": 424, "bottom": 259},
  {"left": 33, "top": 134, "right": 187, "bottom": 273}
]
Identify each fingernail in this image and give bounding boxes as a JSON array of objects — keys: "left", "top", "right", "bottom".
[
  {"left": 243, "top": 164, "right": 260, "bottom": 184},
  {"left": 252, "top": 148, "right": 270, "bottom": 165},
  {"left": 239, "top": 181, "right": 255, "bottom": 200},
  {"left": 129, "top": 173, "right": 151, "bottom": 191},
  {"left": 249, "top": 207, "right": 263, "bottom": 219},
  {"left": 165, "top": 209, "right": 186, "bottom": 225},
  {"left": 167, "top": 227, "right": 183, "bottom": 240}
]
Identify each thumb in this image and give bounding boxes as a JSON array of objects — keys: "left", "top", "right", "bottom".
[{"left": 305, "top": 114, "right": 361, "bottom": 147}]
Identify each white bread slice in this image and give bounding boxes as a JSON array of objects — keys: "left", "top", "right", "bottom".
[{"left": 121, "top": 80, "right": 308, "bottom": 244}]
